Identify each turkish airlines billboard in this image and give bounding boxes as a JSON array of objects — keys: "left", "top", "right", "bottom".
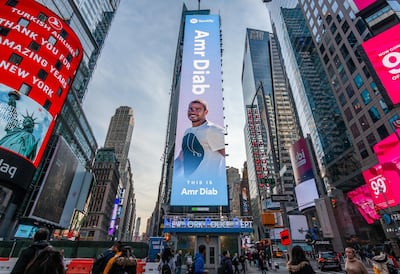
[
  {"left": 0, "top": 0, "right": 83, "bottom": 188},
  {"left": 171, "top": 15, "right": 227, "bottom": 206},
  {"left": 362, "top": 24, "right": 400, "bottom": 105}
]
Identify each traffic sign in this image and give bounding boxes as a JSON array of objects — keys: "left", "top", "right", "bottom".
[{"left": 271, "top": 194, "right": 295, "bottom": 202}]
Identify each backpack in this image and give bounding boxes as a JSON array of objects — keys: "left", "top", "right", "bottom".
[
  {"left": 92, "top": 250, "right": 114, "bottom": 274},
  {"left": 161, "top": 260, "right": 172, "bottom": 274}
]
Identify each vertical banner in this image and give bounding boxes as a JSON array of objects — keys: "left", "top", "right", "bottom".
[
  {"left": 171, "top": 15, "right": 227, "bottom": 206},
  {"left": 0, "top": 0, "right": 83, "bottom": 188}
]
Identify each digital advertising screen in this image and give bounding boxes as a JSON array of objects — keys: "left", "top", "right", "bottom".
[
  {"left": 170, "top": 15, "right": 227, "bottom": 206},
  {"left": 289, "top": 138, "right": 314, "bottom": 184},
  {"left": 0, "top": 0, "right": 83, "bottom": 188},
  {"left": 294, "top": 178, "right": 319, "bottom": 211},
  {"left": 351, "top": 0, "right": 377, "bottom": 11},
  {"left": 362, "top": 24, "right": 400, "bottom": 106}
]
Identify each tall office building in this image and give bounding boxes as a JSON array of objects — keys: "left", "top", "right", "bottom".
[
  {"left": 104, "top": 106, "right": 136, "bottom": 241},
  {"left": 4, "top": 0, "right": 122, "bottom": 239},
  {"left": 150, "top": 6, "right": 252, "bottom": 269},
  {"left": 241, "top": 28, "right": 301, "bottom": 240},
  {"left": 266, "top": 0, "right": 400, "bottom": 252}
]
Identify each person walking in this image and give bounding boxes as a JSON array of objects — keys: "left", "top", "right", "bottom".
[
  {"left": 23, "top": 246, "right": 65, "bottom": 274},
  {"left": 92, "top": 241, "right": 123, "bottom": 274},
  {"left": 11, "top": 228, "right": 51, "bottom": 274},
  {"left": 176, "top": 250, "right": 183, "bottom": 274},
  {"left": 158, "top": 247, "right": 176, "bottom": 274},
  {"left": 287, "top": 245, "right": 315, "bottom": 274},
  {"left": 232, "top": 253, "right": 240, "bottom": 274},
  {"left": 220, "top": 250, "right": 233, "bottom": 274},
  {"left": 345, "top": 247, "right": 369, "bottom": 274},
  {"left": 194, "top": 245, "right": 208, "bottom": 274}
]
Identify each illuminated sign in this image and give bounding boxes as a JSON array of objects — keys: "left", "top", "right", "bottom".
[
  {"left": 171, "top": 15, "right": 227, "bottom": 206},
  {"left": 289, "top": 138, "right": 314, "bottom": 184},
  {"left": 347, "top": 185, "right": 380, "bottom": 224},
  {"left": 362, "top": 24, "right": 400, "bottom": 105},
  {"left": 163, "top": 217, "right": 253, "bottom": 233},
  {"left": 0, "top": 0, "right": 83, "bottom": 187},
  {"left": 108, "top": 198, "right": 120, "bottom": 236}
]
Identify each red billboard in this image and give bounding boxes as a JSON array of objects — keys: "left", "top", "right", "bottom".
[
  {"left": 362, "top": 24, "right": 400, "bottom": 105},
  {"left": 0, "top": 0, "right": 83, "bottom": 187}
]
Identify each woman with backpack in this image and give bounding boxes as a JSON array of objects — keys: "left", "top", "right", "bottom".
[{"left": 158, "top": 248, "right": 176, "bottom": 274}]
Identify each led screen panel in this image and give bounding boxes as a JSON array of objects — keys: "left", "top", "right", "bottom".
[
  {"left": 294, "top": 178, "right": 319, "bottom": 211},
  {"left": 0, "top": 0, "right": 83, "bottom": 187},
  {"left": 171, "top": 15, "right": 227, "bottom": 206},
  {"left": 289, "top": 138, "right": 314, "bottom": 184},
  {"left": 362, "top": 24, "right": 400, "bottom": 105}
]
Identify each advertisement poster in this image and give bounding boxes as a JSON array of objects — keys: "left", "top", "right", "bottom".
[{"left": 170, "top": 15, "right": 227, "bottom": 206}]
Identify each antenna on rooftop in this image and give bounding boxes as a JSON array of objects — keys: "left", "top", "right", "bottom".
[{"left": 198, "top": 0, "right": 201, "bottom": 10}]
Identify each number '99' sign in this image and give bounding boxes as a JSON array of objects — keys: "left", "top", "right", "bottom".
[{"left": 369, "top": 176, "right": 387, "bottom": 197}]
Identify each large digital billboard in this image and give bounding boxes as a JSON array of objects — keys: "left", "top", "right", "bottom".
[
  {"left": 0, "top": 0, "right": 83, "bottom": 188},
  {"left": 351, "top": 0, "right": 376, "bottom": 11},
  {"left": 362, "top": 24, "right": 400, "bottom": 105},
  {"left": 171, "top": 15, "right": 227, "bottom": 206}
]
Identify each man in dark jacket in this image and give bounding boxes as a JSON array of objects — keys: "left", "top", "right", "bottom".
[
  {"left": 11, "top": 227, "right": 50, "bottom": 274},
  {"left": 220, "top": 250, "right": 233, "bottom": 274}
]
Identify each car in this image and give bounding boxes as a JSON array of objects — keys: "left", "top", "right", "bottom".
[{"left": 317, "top": 251, "right": 342, "bottom": 271}]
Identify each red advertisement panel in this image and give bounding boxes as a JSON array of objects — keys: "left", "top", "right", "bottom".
[
  {"left": 0, "top": 0, "right": 83, "bottom": 186},
  {"left": 347, "top": 185, "right": 380, "bottom": 224},
  {"left": 373, "top": 128, "right": 400, "bottom": 163},
  {"left": 363, "top": 166, "right": 400, "bottom": 209},
  {"left": 362, "top": 24, "right": 400, "bottom": 105},
  {"left": 289, "top": 138, "right": 314, "bottom": 184},
  {"left": 352, "top": 0, "right": 376, "bottom": 11}
]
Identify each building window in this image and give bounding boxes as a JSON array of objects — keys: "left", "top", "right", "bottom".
[
  {"left": 362, "top": 66, "right": 371, "bottom": 78},
  {"left": 366, "top": 133, "right": 377, "bottom": 149},
  {"left": 37, "top": 69, "right": 48, "bottom": 80},
  {"left": 54, "top": 60, "right": 62, "bottom": 71},
  {"left": 18, "top": 18, "right": 29, "bottom": 28},
  {"left": 19, "top": 83, "right": 32, "bottom": 95},
  {"left": 379, "top": 99, "right": 389, "bottom": 114},
  {"left": 357, "top": 141, "right": 369, "bottom": 159},
  {"left": 354, "top": 74, "right": 364, "bottom": 88},
  {"left": 368, "top": 106, "right": 381, "bottom": 122},
  {"left": 0, "top": 27, "right": 10, "bottom": 36},
  {"left": 361, "top": 89, "right": 371, "bottom": 105},
  {"left": 370, "top": 82, "right": 379, "bottom": 95},
  {"left": 377, "top": 124, "right": 389, "bottom": 139},
  {"left": 37, "top": 13, "right": 48, "bottom": 22},
  {"left": 6, "top": 0, "right": 18, "bottom": 7},
  {"left": 28, "top": 41, "right": 40, "bottom": 52},
  {"left": 48, "top": 35, "right": 57, "bottom": 46},
  {"left": 350, "top": 123, "right": 360, "bottom": 138},
  {"left": 342, "top": 21, "right": 349, "bottom": 33},
  {"left": 359, "top": 115, "right": 369, "bottom": 131},
  {"left": 340, "top": 45, "right": 349, "bottom": 60},
  {"left": 9, "top": 53, "right": 22, "bottom": 65},
  {"left": 389, "top": 114, "right": 399, "bottom": 131},
  {"left": 339, "top": 93, "right": 346, "bottom": 106},
  {"left": 346, "top": 85, "right": 355, "bottom": 98},
  {"left": 355, "top": 19, "right": 367, "bottom": 35},
  {"left": 57, "top": 87, "right": 62, "bottom": 97},
  {"left": 347, "top": 59, "right": 356, "bottom": 74},
  {"left": 348, "top": 32, "right": 357, "bottom": 47},
  {"left": 43, "top": 99, "right": 51, "bottom": 110},
  {"left": 335, "top": 33, "right": 342, "bottom": 44},
  {"left": 344, "top": 107, "right": 353, "bottom": 121},
  {"left": 330, "top": 23, "right": 337, "bottom": 34},
  {"left": 60, "top": 29, "right": 68, "bottom": 39},
  {"left": 352, "top": 99, "right": 362, "bottom": 114}
]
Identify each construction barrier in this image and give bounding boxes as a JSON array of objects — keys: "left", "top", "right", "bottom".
[
  {"left": 0, "top": 258, "right": 18, "bottom": 274},
  {"left": 66, "top": 258, "right": 95, "bottom": 274},
  {"left": 143, "top": 262, "right": 159, "bottom": 274}
]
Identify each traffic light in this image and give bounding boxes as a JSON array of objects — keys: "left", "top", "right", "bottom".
[
  {"left": 165, "top": 233, "right": 171, "bottom": 242},
  {"left": 331, "top": 198, "right": 337, "bottom": 208}
]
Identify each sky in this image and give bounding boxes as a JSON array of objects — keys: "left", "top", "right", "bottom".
[{"left": 82, "top": 0, "right": 272, "bottom": 234}]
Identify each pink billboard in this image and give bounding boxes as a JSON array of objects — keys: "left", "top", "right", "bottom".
[
  {"left": 347, "top": 185, "right": 380, "bottom": 224},
  {"left": 289, "top": 138, "right": 314, "bottom": 184},
  {"left": 352, "top": 0, "right": 376, "bottom": 11},
  {"left": 362, "top": 24, "right": 400, "bottom": 105},
  {"left": 373, "top": 128, "right": 400, "bottom": 163}
]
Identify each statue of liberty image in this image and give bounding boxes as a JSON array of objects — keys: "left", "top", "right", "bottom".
[{"left": 0, "top": 90, "right": 39, "bottom": 160}]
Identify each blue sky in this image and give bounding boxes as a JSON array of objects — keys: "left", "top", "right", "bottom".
[{"left": 83, "top": 0, "right": 271, "bottom": 234}]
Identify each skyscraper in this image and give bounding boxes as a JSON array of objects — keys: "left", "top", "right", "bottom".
[
  {"left": 104, "top": 106, "right": 136, "bottom": 241},
  {"left": 241, "top": 28, "right": 301, "bottom": 240}
]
